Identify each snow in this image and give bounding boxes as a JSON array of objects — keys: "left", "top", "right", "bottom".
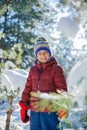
[
  {"left": 58, "top": 16, "right": 79, "bottom": 38},
  {"left": 67, "top": 58, "right": 87, "bottom": 86},
  {"left": 1, "top": 69, "right": 28, "bottom": 96},
  {"left": 67, "top": 58, "right": 87, "bottom": 107}
]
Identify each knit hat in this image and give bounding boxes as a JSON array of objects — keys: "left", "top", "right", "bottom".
[{"left": 34, "top": 37, "right": 51, "bottom": 56}]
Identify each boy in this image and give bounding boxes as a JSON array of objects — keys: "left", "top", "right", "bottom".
[{"left": 19, "top": 37, "right": 68, "bottom": 130}]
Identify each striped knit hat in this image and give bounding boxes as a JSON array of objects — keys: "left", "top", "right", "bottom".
[{"left": 34, "top": 37, "right": 51, "bottom": 56}]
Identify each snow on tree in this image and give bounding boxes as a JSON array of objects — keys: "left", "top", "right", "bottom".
[
  {"left": 58, "top": 16, "right": 79, "bottom": 38},
  {"left": 1, "top": 69, "right": 28, "bottom": 96},
  {"left": 67, "top": 58, "right": 87, "bottom": 107}
]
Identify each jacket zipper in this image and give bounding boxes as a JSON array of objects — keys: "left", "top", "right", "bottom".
[{"left": 37, "top": 63, "right": 42, "bottom": 110}]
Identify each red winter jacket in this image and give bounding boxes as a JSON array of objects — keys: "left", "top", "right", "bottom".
[{"left": 21, "top": 57, "right": 67, "bottom": 112}]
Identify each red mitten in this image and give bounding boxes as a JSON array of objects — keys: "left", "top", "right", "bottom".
[
  {"left": 19, "top": 100, "right": 30, "bottom": 123},
  {"left": 20, "top": 109, "right": 30, "bottom": 123}
]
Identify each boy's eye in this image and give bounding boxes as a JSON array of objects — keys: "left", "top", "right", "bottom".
[{"left": 37, "top": 51, "right": 49, "bottom": 56}]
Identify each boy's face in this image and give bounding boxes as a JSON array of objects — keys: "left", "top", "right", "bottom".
[{"left": 37, "top": 50, "right": 50, "bottom": 63}]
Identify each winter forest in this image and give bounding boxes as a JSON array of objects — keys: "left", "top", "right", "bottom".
[{"left": 0, "top": 0, "right": 87, "bottom": 130}]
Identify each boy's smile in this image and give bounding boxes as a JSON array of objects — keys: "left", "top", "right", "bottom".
[{"left": 37, "top": 50, "right": 50, "bottom": 63}]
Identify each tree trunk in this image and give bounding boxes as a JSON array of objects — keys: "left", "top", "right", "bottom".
[{"left": 5, "top": 96, "right": 14, "bottom": 130}]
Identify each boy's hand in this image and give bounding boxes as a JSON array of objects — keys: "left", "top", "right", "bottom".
[
  {"left": 20, "top": 109, "right": 30, "bottom": 123},
  {"left": 19, "top": 100, "right": 30, "bottom": 123},
  {"left": 59, "top": 109, "right": 68, "bottom": 119}
]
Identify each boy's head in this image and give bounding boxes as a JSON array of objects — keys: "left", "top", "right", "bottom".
[
  {"left": 34, "top": 37, "right": 51, "bottom": 63},
  {"left": 34, "top": 37, "right": 51, "bottom": 57}
]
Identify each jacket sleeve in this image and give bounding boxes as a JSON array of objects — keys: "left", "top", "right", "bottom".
[
  {"left": 54, "top": 65, "right": 67, "bottom": 91},
  {"left": 21, "top": 68, "right": 32, "bottom": 105}
]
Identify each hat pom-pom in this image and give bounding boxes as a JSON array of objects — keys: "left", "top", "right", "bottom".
[{"left": 36, "top": 37, "right": 47, "bottom": 43}]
